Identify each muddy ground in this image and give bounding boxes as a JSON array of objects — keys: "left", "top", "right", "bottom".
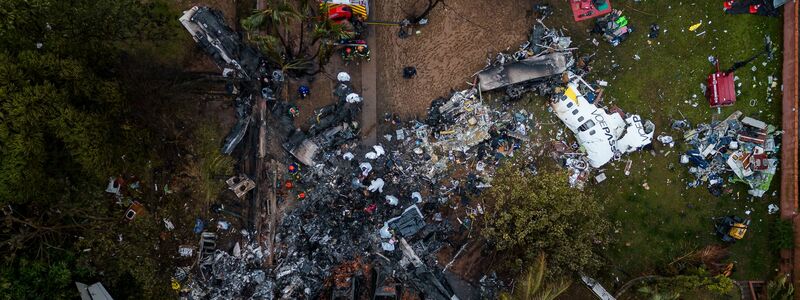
[{"left": 372, "top": 0, "right": 537, "bottom": 118}]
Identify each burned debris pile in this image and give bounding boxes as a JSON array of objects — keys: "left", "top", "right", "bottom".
[
  {"left": 178, "top": 5, "right": 482, "bottom": 298},
  {"left": 475, "top": 18, "right": 654, "bottom": 188},
  {"left": 474, "top": 19, "right": 654, "bottom": 188},
  {"left": 269, "top": 87, "right": 515, "bottom": 298},
  {"left": 680, "top": 111, "right": 780, "bottom": 197},
  {"left": 175, "top": 4, "right": 664, "bottom": 299},
  {"left": 284, "top": 74, "right": 362, "bottom": 166},
  {"left": 478, "top": 21, "right": 575, "bottom": 99},
  {"left": 180, "top": 6, "right": 261, "bottom": 79},
  {"left": 184, "top": 234, "right": 275, "bottom": 299},
  {"left": 180, "top": 6, "right": 280, "bottom": 156}
]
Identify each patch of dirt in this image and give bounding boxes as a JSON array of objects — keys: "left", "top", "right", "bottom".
[
  {"left": 437, "top": 240, "right": 495, "bottom": 282},
  {"left": 372, "top": 0, "right": 538, "bottom": 118}
]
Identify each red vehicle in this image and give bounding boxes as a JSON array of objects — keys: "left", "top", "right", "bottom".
[
  {"left": 328, "top": 5, "right": 353, "bottom": 24},
  {"left": 319, "top": 0, "right": 368, "bottom": 20},
  {"left": 570, "top": 0, "right": 612, "bottom": 22}
]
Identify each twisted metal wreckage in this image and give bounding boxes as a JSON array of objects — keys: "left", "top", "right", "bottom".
[
  {"left": 178, "top": 6, "right": 653, "bottom": 299},
  {"left": 678, "top": 111, "right": 781, "bottom": 197}
]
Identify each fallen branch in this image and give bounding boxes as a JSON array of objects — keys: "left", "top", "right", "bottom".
[{"left": 442, "top": 241, "right": 469, "bottom": 272}]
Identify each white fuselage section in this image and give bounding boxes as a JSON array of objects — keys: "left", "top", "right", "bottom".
[{"left": 551, "top": 84, "right": 653, "bottom": 167}]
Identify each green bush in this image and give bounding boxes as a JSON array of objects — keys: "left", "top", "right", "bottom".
[{"left": 481, "top": 166, "right": 613, "bottom": 275}]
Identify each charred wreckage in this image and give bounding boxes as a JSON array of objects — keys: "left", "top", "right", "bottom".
[{"left": 177, "top": 5, "right": 654, "bottom": 300}]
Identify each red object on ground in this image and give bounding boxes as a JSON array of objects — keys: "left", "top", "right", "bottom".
[
  {"left": 364, "top": 203, "right": 377, "bottom": 214},
  {"left": 328, "top": 6, "right": 352, "bottom": 23},
  {"left": 752, "top": 154, "right": 769, "bottom": 171},
  {"left": 706, "top": 70, "right": 737, "bottom": 108},
  {"left": 570, "top": 0, "right": 613, "bottom": 22},
  {"left": 724, "top": 1, "right": 734, "bottom": 9},
  {"left": 297, "top": 192, "right": 306, "bottom": 200},
  {"left": 284, "top": 180, "right": 294, "bottom": 190}
]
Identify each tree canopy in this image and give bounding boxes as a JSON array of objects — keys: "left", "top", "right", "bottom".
[
  {"left": 0, "top": 0, "right": 175, "bottom": 298},
  {"left": 0, "top": 0, "right": 169, "bottom": 203},
  {"left": 481, "top": 166, "right": 614, "bottom": 275},
  {"left": 241, "top": 0, "right": 354, "bottom": 75}
]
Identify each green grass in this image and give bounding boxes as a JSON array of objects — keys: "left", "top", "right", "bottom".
[
  {"left": 585, "top": 1, "right": 783, "bottom": 281},
  {"left": 508, "top": 0, "right": 783, "bottom": 283},
  {"left": 191, "top": 122, "right": 235, "bottom": 204}
]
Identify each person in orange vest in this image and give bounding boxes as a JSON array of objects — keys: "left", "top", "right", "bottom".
[
  {"left": 288, "top": 163, "right": 300, "bottom": 174},
  {"left": 355, "top": 45, "right": 370, "bottom": 62}
]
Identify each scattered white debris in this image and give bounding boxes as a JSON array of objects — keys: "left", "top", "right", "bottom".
[
  {"left": 595, "top": 173, "right": 607, "bottom": 183},
  {"left": 373, "top": 145, "right": 385, "bottom": 156},
  {"left": 346, "top": 93, "right": 362, "bottom": 103},
  {"left": 163, "top": 218, "right": 175, "bottom": 231},
  {"left": 337, "top": 72, "right": 351, "bottom": 82},
  {"left": 411, "top": 192, "right": 422, "bottom": 203},
  {"left": 343, "top": 152, "right": 354, "bottom": 160},
  {"left": 368, "top": 178, "right": 385, "bottom": 193},
  {"left": 179, "top": 246, "right": 194, "bottom": 257},
  {"left": 233, "top": 242, "right": 241, "bottom": 257},
  {"left": 657, "top": 135, "right": 675, "bottom": 148},
  {"left": 359, "top": 162, "right": 373, "bottom": 176},
  {"left": 381, "top": 241, "right": 395, "bottom": 251},
  {"left": 218, "top": 220, "right": 231, "bottom": 230},
  {"left": 385, "top": 195, "right": 399, "bottom": 206}
]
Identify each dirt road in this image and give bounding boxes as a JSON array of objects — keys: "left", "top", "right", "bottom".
[{"left": 360, "top": 24, "right": 378, "bottom": 145}]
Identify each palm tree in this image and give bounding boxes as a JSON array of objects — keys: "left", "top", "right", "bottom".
[
  {"left": 499, "top": 252, "right": 572, "bottom": 300},
  {"left": 311, "top": 19, "right": 354, "bottom": 69},
  {"left": 766, "top": 274, "right": 794, "bottom": 300},
  {"left": 242, "top": 0, "right": 353, "bottom": 76},
  {"left": 241, "top": 0, "right": 300, "bottom": 55}
]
